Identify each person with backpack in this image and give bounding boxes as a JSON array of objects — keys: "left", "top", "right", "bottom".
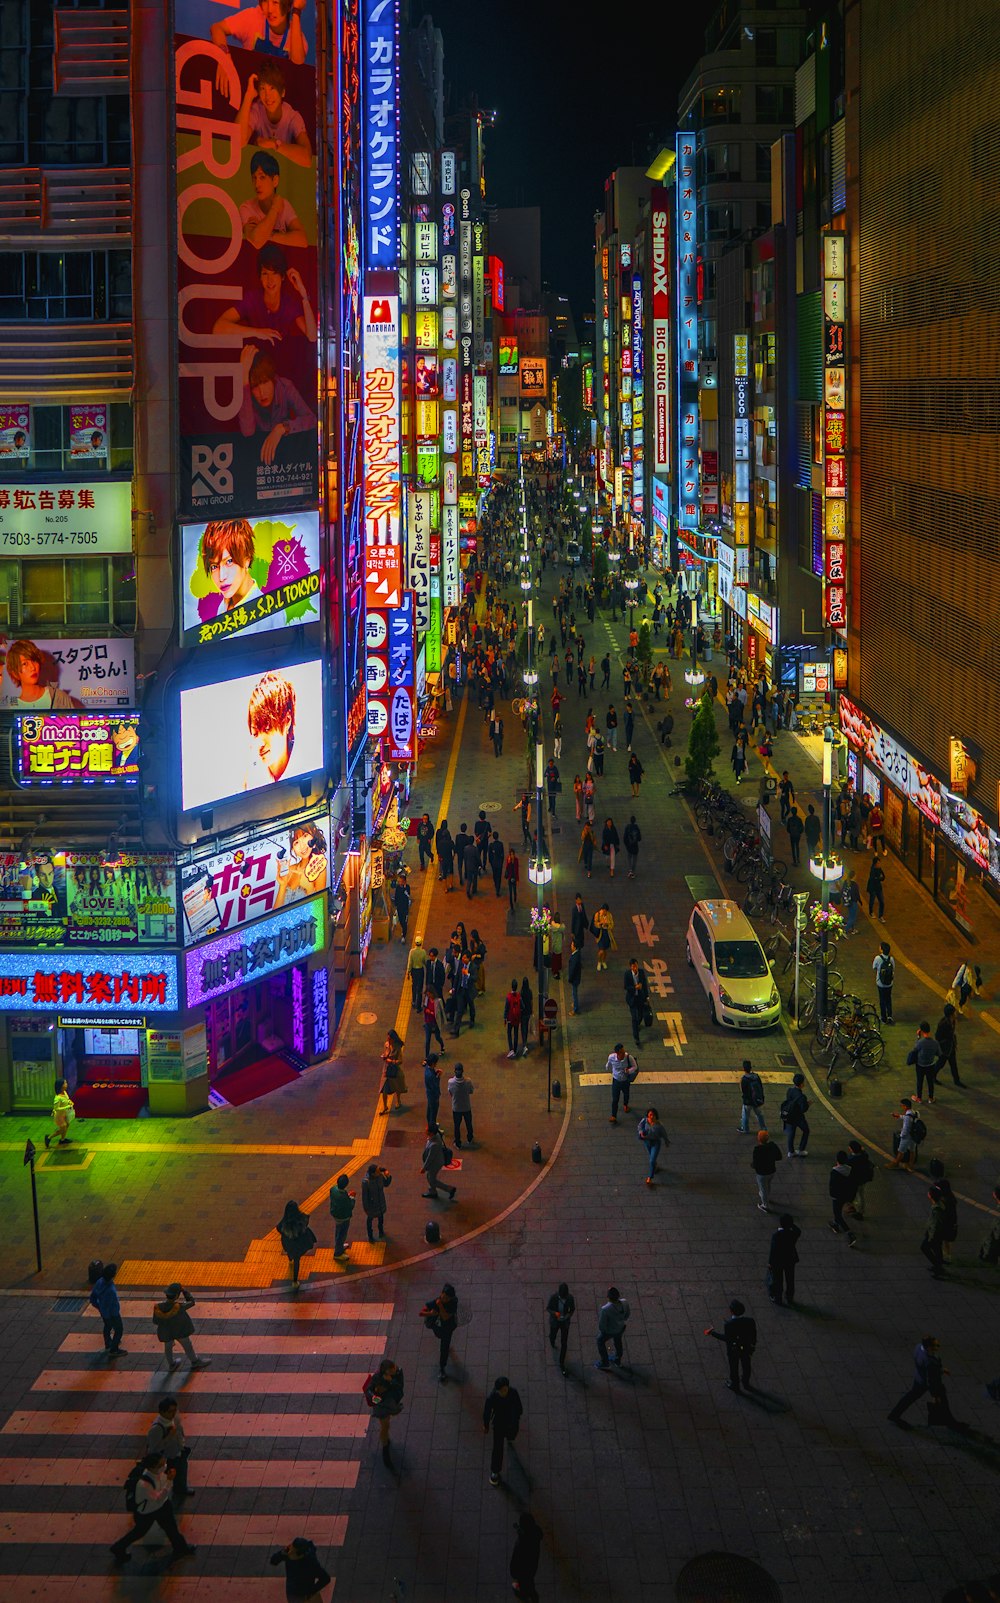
[
  {"left": 504, "top": 978, "right": 522, "bottom": 1057},
  {"left": 363, "top": 1358, "right": 404, "bottom": 1469},
  {"left": 872, "top": 940, "right": 895, "bottom": 1022},
  {"left": 145, "top": 1397, "right": 191, "bottom": 1500},
  {"left": 829, "top": 1152, "right": 859, "bottom": 1246},
  {"left": 907, "top": 1021, "right": 942, "bottom": 1103},
  {"left": 637, "top": 1107, "right": 669, "bottom": 1186},
  {"left": 738, "top": 1059, "right": 766, "bottom": 1133},
  {"left": 421, "top": 1126, "right": 457, "bottom": 1201},
  {"left": 90, "top": 1262, "right": 126, "bottom": 1358},
  {"left": 845, "top": 1139, "right": 875, "bottom": 1219},
  {"left": 111, "top": 1451, "right": 196, "bottom": 1564},
  {"left": 153, "top": 1284, "right": 210, "bottom": 1373},
  {"left": 483, "top": 1376, "right": 524, "bottom": 1486},
  {"left": 886, "top": 1098, "right": 923, "bottom": 1171},
  {"left": 705, "top": 1298, "right": 758, "bottom": 1393},
  {"left": 269, "top": 1537, "right": 333, "bottom": 1600},
  {"left": 780, "top": 1072, "right": 810, "bottom": 1157}
]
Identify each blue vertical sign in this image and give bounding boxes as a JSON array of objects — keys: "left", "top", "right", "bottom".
[
  {"left": 386, "top": 591, "right": 414, "bottom": 688},
  {"left": 675, "top": 131, "right": 699, "bottom": 532},
  {"left": 362, "top": 0, "right": 399, "bottom": 270}
]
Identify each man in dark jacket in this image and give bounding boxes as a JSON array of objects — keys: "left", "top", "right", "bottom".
[
  {"left": 474, "top": 810, "right": 491, "bottom": 867},
  {"left": 907, "top": 1021, "right": 942, "bottom": 1103},
  {"left": 269, "top": 1538, "right": 330, "bottom": 1598},
  {"left": 623, "top": 815, "right": 642, "bottom": 877},
  {"left": 705, "top": 1299, "right": 757, "bottom": 1393},
  {"left": 624, "top": 958, "right": 650, "bottom": 1048},
  {"left": 487, "top": 830, "right": 505, "bottom": 896},
  {"left": 435, "top": 821, "right": 455, "bottom": 890},
  {"left": 90, "top": 1262, "right": 126, "bottom": 1357},
  {"left": 739, "top": 1059, "right": 766, "bottom": 1133},
  {"left": 751, "top": 1130, "right": 782, "bottom": 1211},
  {"left": 781, "top": 1073, "right": 810, "bottom": 1156},
  {"left": 785, "top": 805, "right": 804, "bottom": 866},
  {"left": 888, "top": 1336, "right": 968, "bottom": 1430},
  {"left": 483, "top": 1377, "right": 523, "bottom": 1485},
  {"left": 567, "top": 937, "right": 583, "bottom": 1015},
  {"left": 454, "top": 823, "right": 471, "bottom": 885},
  {"left": 489, "top": 711, "right": 504, "bottom": 756},
  {"left": 426, "top": 947, "right": 446, "bottom": 997},
  {"left": 934, "top": 1003, "right": 965, "bottom": 1087},
  {"left": 767, "top": 1213, "right": 801, "bottom": 1304},
  {"left": 416, "top": 813, "right": 435, "bottom": 870},
  {"left": 570, "top": 893, "right": 588, "bottom": 947},
  {"left": 463, "top": 838, "right": 481, "bottom": 899},
  {"left": 546, "top": 1283, "right": 575, "bottom": 1374},
  {"left": 829, "top": 1151, "right": 858, "bottom": 1245}
]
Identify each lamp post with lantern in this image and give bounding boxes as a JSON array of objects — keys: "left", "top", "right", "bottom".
[{"left": 808, "top": 727, "right": 843, "bottom": 1022}]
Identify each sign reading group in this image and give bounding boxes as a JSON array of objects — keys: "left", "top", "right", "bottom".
[
  {"left": 180, "top": 511, "right": 320, "bottom": 647},
  {"left": 174, "top": 0, "right": 319, "bottom": 520}
]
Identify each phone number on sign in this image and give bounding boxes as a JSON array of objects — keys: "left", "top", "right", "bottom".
[{"left": 0, "top": 531, "right": 101, "bottom": 548}]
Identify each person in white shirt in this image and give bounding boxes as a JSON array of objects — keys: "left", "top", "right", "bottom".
[
  {"left": 606, "top": 1042, "right": 638, "bottom": 1124},
  {"left": 110, "top": 1452, "right": 195, "bottom": 1564}
]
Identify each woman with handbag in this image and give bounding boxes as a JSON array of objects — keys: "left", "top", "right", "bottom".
[
  {"left": 276, "top": 1200, "right": 317, "bottom": 1291},
  {"left": 593, "top": 904, "right": 615, "bottom": 972},
  {"left": 153, "top": 1285, "right": 210, "bottom": 1373},
  {"left": 379, "top": 1029, "right": 405, "bottom": 1113},
  {"left": 363, "top": 1358, "right": 404, "bottom": 1468}
]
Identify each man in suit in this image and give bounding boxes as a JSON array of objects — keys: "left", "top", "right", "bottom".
[
  {"left": 888, "top": 1336, "right": 968, "bottom": 1431},
  {"left": 546, "top": 1283, "right": 575, "bottom": 1376},
  {"left": 454, "top": 823, "right": 471, "bottom": 885},
  {"left": 624, "top": 958, "right": 650, "bottom": 1048},
  {"left": 489, "top": 711, "right": 504, "bottom": 757},
  {"left": 570, "top": 893, "right": 588, "bottom": 948},
  {"left": 426, "top": 947, "right": 446, "bottom": 998},
  {"left": 705, "top": 1299, "right": 757, "bottom": 1393}
]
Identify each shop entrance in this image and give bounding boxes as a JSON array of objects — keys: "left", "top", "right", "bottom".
[
  {"left": 205, "top": 967, "right": 304, "bottom": 1108},
  {"left": 60, "top": 1022, "right": 148, "bottom": 1119}
]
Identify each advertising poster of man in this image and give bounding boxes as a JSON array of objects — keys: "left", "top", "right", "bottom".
[
  {"left": 0, "top": 636, "right": 134, "bottom": 710},
  {"left": 175, "top": 0, "right": 319, "bottom": 518},
  {"left": 180, "top": 811, "right": 328, "bottom": 944},
  {"left": 179, "top": 659, "right": 324, "bottom": 811},
  {"left": 68, "top": 406, "right": 109, "bottom": 462},
  {"left": 0, "top": 406, "right": 30, "bottom": 459},
  {"left": 179, "top": 511, "right": 320, "bottom": 647}
]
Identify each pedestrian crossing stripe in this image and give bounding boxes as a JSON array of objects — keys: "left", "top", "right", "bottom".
[
  {"left": 82, "top": 1299, "right": 393, "bottom": 1320},
  {"left": 60, "top": 1332, "right": 386, "bottom": 1356},
  {"left": 31, "top": 1369, "right": 376, "bottom": 1395},
  {"left": 0, "top": 1512, "right": 348, "bottom": 1546},
  {"left": 4, "top": 1409, "right": 369, "bottom": 1438},
  {"left": 0, "top": 1581, "right": 285, "bottom": 1600},
  {"left": 577, "top": 1070, "right": 789, "bottom": 1086},
  {"left": 0, "top": 1457, "right": 360, "bottom": 1488}
]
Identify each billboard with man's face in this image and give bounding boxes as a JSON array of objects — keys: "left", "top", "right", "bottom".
[
  {"left": 179, "top": 659, "right": 324, "bottom": 812},
  {"left": 179, "top": 511, "right": 320, "bottom": 648},
  {"left": 174, "top": 0, "right": 319, "bottom": 518}
]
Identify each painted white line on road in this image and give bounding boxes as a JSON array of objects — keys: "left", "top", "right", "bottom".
[
  {"left": 577, "top": 1070, "right": 788, "bottom": 1086},
  {"left": 657, "top": 1011, "right": 687, "bottom": 1056}
]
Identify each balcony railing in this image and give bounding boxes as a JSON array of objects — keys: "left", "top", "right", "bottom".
[
  {"left": 0, "top": 322, "right": 133, "bottom": 400},
  {"left": 0, "top": 168, "right": 132, "bottom": 246},
  {"left": 53, "top": 10, "right": 129, "bottom": 96}
]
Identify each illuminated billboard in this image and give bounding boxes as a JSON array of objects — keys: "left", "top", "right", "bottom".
[
  {"left": 179, "top": 512, "right": 320, "bottom": 649},
  {"left": 0, "top": 851, "right": 177, "bottom": 948},
  {"left": 363, "top": 291, "right": 402, "bottom": 606},
  {"left": 0, "top": 480, "right": 131, "bottom": 558},
  {"left": 499, "top": 334, "right": 518, "bottom": 374},
  {"left": 519, "top": 357, "right": 548, "bottom": 398},
  {"left": 174, "top": 0, "right": 319, "bottom": 518},
  {"left": 675, "top": 135, "right": 699, "bottom": 530},
  {"left": 179, "top": 810, "right": 328, "bottom": 946},
  {"left": 0, "top": 952, "right": 179, "bottom": 1014},
  {"left": 15, "top": 712, "right": 141, "bottom": 786},
  {"left": 185, "top": 893, "right": 326, "bottom": 1007},
  {"left": 0, "top": 635, "right": 134, "bottom": 710},
  {"left": 179, "top": 660, "right": 324, "bottom": 812}
]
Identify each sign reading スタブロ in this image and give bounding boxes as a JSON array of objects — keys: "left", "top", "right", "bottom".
[
  {"left": 15, "top": 712, "right": 141, "bottom": 785},
  {"left": 180, "top": 512, "right": 320, "bottom": 648},
  {"left": 174, "top": 0, "right": 319, "bottom": 518},
  {"left": 0, "top": 481, "right": 131, "bottom": 556},
  {"left": 0, "top": 635, "right": 134, "bottom": 710}
]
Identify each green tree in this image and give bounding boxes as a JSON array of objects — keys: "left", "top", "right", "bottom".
[
  {"left": 685, "top": 695, "right": 720, "bottom": 785},
  {"left": 593, "top": 546, "right": 609, "bottom": 586}
]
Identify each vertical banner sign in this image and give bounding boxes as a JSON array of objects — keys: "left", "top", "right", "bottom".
[
  {"left": 631, "top": 271, "right": 644, "bottom": 518},
  {"left": 619, "top": 248, "right": 632, "bottom": 504},
  {"left": 675, "top": 138, "right": 699, "bottom": 531},
  {"left": 823, "top": 234, "right": 847, "bottom": 631},
  {"left": 442, "top": 503, "right": 460, "bottom": 605},
  {"left": 733, "top": 334, "right": 750, "bottom": 547},
  {"left": 459, "top": 188, "right": 474, "bottom": 478},
  {"left": 362, "top": 0, "right": 399, "bottom": 269},
  {"left": 366, "top": 589, "right": 414, "bottom": 758},
  {"left": 174, "top": 0, "right": 319, "bottom": 520},
  {"left": 406, "top": 488, "right": 431, "bottom": 629},
  {"left": 362, "top": 292, "right": 402, "bottom": 606}
]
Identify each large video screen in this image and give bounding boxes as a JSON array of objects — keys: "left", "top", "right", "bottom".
[
  {"left": 180, "top": 660, "right": 324, "bottom": 812},
  {"left": 180, "top": 512, "right": 320, "bottom": 649}
]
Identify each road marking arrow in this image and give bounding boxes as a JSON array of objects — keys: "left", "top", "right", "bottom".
[{"left": 656, "top": 1011, "right": 687, "bottom": 1057}]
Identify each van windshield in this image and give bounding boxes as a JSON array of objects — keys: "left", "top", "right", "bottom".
[{"left": 714, "top": 940, "right": 769, "bottom": 979}]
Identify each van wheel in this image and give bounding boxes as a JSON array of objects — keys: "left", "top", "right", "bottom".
[
  {"left": 709, "top": 996, "right": 718, "bottom": 1025},
  {"left": 686, "top": 942, "right": 694, "bottom": 967}
]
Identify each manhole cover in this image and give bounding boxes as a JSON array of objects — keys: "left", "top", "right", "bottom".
[
  {"left": 775, "top": 1054, "right": 797, "bottom": 1068},
  {"left": 357, "top": 1011, "right": 378, "bottom": 1025},
  {"left": 676, "top": 1553, "right": 781, "bottom": 1603},
  {"left": 480, "top": 801, "right": 503, "bottom": 812}
]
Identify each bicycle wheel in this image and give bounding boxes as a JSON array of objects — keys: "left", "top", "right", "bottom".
[
  {"left": 743, "top": 886, "right": 767, "bottom": 915},
  {"left": 736, "top": 855, "right": 763, "bottom": 885},
  {"left": 854, "top": 1032, "right": 885, "bottom": 1069},
  {"left": 695, "top": 806, "right": 713, "bottom": 832},
  {"left": 796, "top": 991, "right": 817, "bottom": 1028},
  {"left": 764, "top": 932, "right": 785, "bottom": 961},
  {"left": 768, "top": 858, "right": 788, "bottom": 880},
  {"left": 810, "top": 1026, "right": 837, "bottom": 1064}
]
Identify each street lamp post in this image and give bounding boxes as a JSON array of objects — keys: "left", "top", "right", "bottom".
[
  {"left": 625, "top": 574, "right": 639, "bottom": 630},
  {"left": 684, "top": 594, "right": 705, "bottom": 702},
  {"left": 607, "top": 547, "right": 621, "bottom": 618},
  {"left": 528, "top": 740, "right": 552, "bottom": 1018},
  {"left": 808, "top": 729, "right": 843, "bottom": 1023}
]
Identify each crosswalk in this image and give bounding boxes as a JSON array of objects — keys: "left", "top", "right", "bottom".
[{"left": 0, "top": 1295, "right": 393, "bottom": 1595}]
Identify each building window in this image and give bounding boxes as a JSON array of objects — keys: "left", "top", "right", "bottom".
[
  {"left": 756, "top": 85, "right": 793, "bottom": 125},
  {"left": 755, "top": 29, "right": 777, "bottom": 66},
  {"left": 0, "top": 0, "right": 129, "bottom": 165},
  {"left": 700, "top": 87, "right": 741, "bottom": 126},
  {"left": 0, "top": 250, "right": 131, "bottom": 321},
  {"left": 0, "top": 402, "right": 133, "bottom": 476},
  {"left": 0, "top": 554, "right": 136, "bottom": 630}
]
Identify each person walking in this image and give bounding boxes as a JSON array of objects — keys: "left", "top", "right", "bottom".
[
  {"left": 780, "top": 1072, "right": 810, "bottom": 1156},
  {"left": 751, "top": 1130, "right": 782, "bottom": 1212},
  {"left": 935, "top": 1003, "right": 965, "bottom": 1087},
  {"left": 767, "top": 1214, "right": 801, "bottom": 1304},
  {"left": 872, "top": 940, "right": 895, "bottom": 1022},
  {"left": 583, "top": 772, "right": 596, "bottom": 823},
  {"left": 829, "top": 1152, "right": 859, "bottom": 1246},
  {"left": 601, "top": 817, "right": 620, "bottom": 877},
  {"left": 487, "top": 831, "right": 505, "bottom": 897},
  {"left": 594, "top": 903, "right": 615, "bottom": 970},
  {"left": 606, "top": 1042, "right": 639, "bottom": 1123},
  {"left": 483, "top": 1377, "right": 523, "bottom": 1485},
  {"left": 637, "top": 1106, "right": 669, "bottom": 1186},
  {"left": 546, "top": 1283, "right": 575, "bottom": 1375},
  {"left": 885, "top": 1098, "right": 921, "bottom": 1171},
  {"left": 90, "top": 1262, "right": 126, "bottom": 1358},
  {"left": 416, "top": 813, "right": 435, "bottom": 871},
  {"left": 628, "top": 752, "right": 644, "bottom": 797},
  {"left": 920, "top": 1185, "right": 948, "bottom": 1279},
  {"left": 46, "top": 1077, "right": 76, "bottom": 1148},
  {"left": 570, "top": 891, "right": 588, "bottom": 948},
  {"left": 463, "top": 834, "right": 481, "bottom": 897},
  {"left": 361, "top": 1163, "right": 391, "bottom": 1242},
  {"left": 110, "top": 1451, "right": 196, "bottom": 1565},
  {"left": 276, "top": 1201, "right": 316, "bottom": 1290},
  {"left": 421, "top": 1282, "right": 459, "bottom": 1381},
  {"left": 594, "top": 1286, "right": 630, "bottom": 1369},
  {"left": 474, "top": 810, "right": 491, "bottom": 869},
  {"left": 568, "top": 935, "right": 583, "bottom": 1015},
  {"left": 907, "top": 1021, "right": 942, "bottom": 1103},
  {"left": 447, "top": 1062, "right": 474, "bottom": 1147},
  {"left": 785, "top": 805, "right": 804, "bottom": 866},
  {"left": 364, "top": 1358, "right": 404, "bottom": 1470},
  {"left": 600, "top": 652, "right": 611, "bottom": 689},
  {"left": 623, "top": 815, "right": 641, "bottom": 877},
  {"left": 379, "top": 1029, "right": 405, "bottom": 1112},
  {"left": 510, "top": 1511, "right": 543, "bottom": 1602},
  {"left": 407, "top": 935, "right": 428, "bottom": 1010},
  {"left": 845, "top": 1139, "right": 875, "bottom": 1219},
  {"left": 624, "top": 698, "right": 635, "bottom": 751},
  {"left": 504, "top": 844, "right": 520, "bottom": 910},
  {"left": 888, "top": 1336, "right": 969, "bottom": 1431},
  {"left": 423, "top": 1052, "right": 442, "bottom": 1134},
  {"left": 153, "top": 1285, "right": 210, "bottom": 1373},
  {"left": 546, "top": 912, "right": 565, "bottom": 982},
  {"left": 328, "top": 1175, "right": 356, "bottom": 1259},
  {"left": 803, "top": 803, "right": 822, "bottom": 861},
  {"left": 731, "top": 739, "right": 747, "bottom": 784},
  {"left": 605, "top": 703, "right": 618, "bottom": 751},
  {"left": 269, "top": 1537, "right": 332, "bottom": 1599},
  {"left": 545, "top": 757, "right": 560, "bottom": 817},
  {"left": 705, "top": 1299, "right": 757, "bottom": 1393},
  {"left": 504, "top": 978, "right": 522, "bottom": 1057},
  {"left": 423, "top": 991, "right": 446, "bottom": 1060},
  {"left": 867, "top": 856, "right": 886, "bottom": 921},
  {"left": 393, "top": 872, "right": 411, "bottom": 942},
  {"left": 951, "top": 957, "right": 976, "bottom": 1011},
  {"left": 454, "top": 822, "right": 471, "bottom": 886},
  {"left": 624, "top": 957, "right": 650, "bottom": 1047},
  {"left": 421, "top": 1126, "right": 457, "bottom": 1201},
  {"left": 451, "top": 954, "right": 476, "bottom": 1034},
  {"left": 868, "top": 799, "right": 887, "bottom": 855},
  {"left": 579, "top": 820, "right": 596, "bottom": 878},
  {"left": 435, "top": 820, "right": 455, "bottom": 891},
  {"left": 842, "top": 868, "right": 860, "bottom": 935},
  {"left": 489, "top": 710, "right": 504, "bottom": 757},
  {"left": 738, "top": 1059, "right": 766, "bottom": 1133},
  {"left": 778, "top": 771, "right": 795, "bottom": 822},
  {"left": 146, "top": 1397, "right": 192, "bottom": 1501}
]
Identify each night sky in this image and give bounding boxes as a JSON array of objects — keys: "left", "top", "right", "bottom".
[{"left": 425, "top": 0, "right": 711, "bottom": 322}]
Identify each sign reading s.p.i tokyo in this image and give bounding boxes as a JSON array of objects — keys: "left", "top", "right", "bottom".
[
  {"left": 362, "top": 0, "right": 400, "bottom": 269},
  {"left": 185, "top": 894, "right": 326, "bottom": 1008}
]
